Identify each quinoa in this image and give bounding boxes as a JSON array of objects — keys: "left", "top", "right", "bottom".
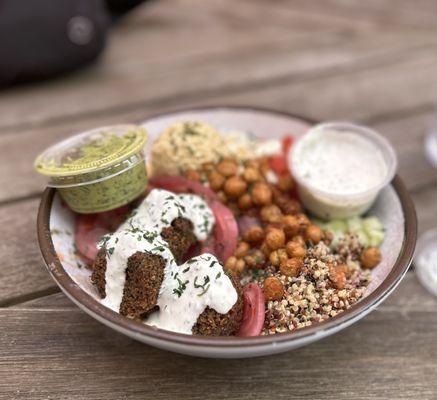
[{"left": 249, "top": 235, "right": 371, "bottom": 335}]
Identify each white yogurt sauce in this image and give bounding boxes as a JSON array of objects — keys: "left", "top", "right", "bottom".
[
  {"left": 293, "top": 129, "right": 387, "bottom": 195},
  {"left": 99, "top": 188, "right": 237, "bottom": 334}
]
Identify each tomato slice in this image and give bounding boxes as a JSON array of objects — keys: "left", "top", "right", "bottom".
[
  {"left": 237, "top": 283, "right": 265, "bottom": 337},
  {"left": 208, "top": 200, "right": 238, "bottom": 262},
  {"left": 74, "top": 206, "right": 129, "bottom": 265},
  {"left": 149, "top": 176, "right": 219, "bottom": 203},
  {"left": 282, "top": 135, "right": 294, "bottom": 155},
  {"left": 75, "top": 215, "right": 110, "bottom": 264},
  {"left": 268, "top": 155, "right": 288, "bottom": 175}
]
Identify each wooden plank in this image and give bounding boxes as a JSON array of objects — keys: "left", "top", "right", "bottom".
[
  {"left": 1, "top": 1, "right": 436, "bottom": 130},
  {"left": 1, "top": 274, "right": 436, "bottom": 400},
  {"left": 245, "top": 0, "right": 437, "bottom": 30},
  {"left": 0, "top": 198, "right": 59, "bottom": 305},
  {"left": 412, "top": 185, "right": 437, "bottom": 236}
]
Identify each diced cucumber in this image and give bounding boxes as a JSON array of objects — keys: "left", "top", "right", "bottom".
[{"left": 368, "top": 229, "right": 385, "bottom": 247}]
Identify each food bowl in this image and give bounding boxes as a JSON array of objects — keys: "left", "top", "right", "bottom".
[{"left": 37, "top": 106, "right": 417, "bottom": 358}]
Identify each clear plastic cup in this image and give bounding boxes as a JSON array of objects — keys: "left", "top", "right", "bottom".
[
  {"left": 34, "top": 125, "right": 148, "bottom": 214},
  {"left": 415, "top": 228, "right": 437, "bottom": 298},
  {"left": 290, "top": 122, "right": 398, "bottom": 219}
]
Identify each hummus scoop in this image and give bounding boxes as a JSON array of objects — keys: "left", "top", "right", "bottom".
[{"left": 34, "top": 125, "right": 148, "bottom": 213}]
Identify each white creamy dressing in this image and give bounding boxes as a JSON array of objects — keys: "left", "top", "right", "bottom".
[
  {"left": 99, "top": 189, "right": 237, "bottom": 334},
  {"left": 293, "top": 129, "right": 387, "bottom": 195}
]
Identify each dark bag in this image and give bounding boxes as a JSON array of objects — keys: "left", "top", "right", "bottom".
[{"left": 0, "top": 0, "right": 146, "bottom": 85}]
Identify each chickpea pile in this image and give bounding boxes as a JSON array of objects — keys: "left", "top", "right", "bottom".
[
  {"left": 184, "top": 157, "right": 381, "bottom": 304},
  {"left": 185, "top": 157, "right": 297, "bottom": 216}
]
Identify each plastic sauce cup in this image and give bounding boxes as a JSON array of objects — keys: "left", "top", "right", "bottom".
[
  {"left": 34, "top": 125, "right": 148, "bottom": 214},
  {"left": 289, "top": 122, "right": 397, "bottom": 219}
]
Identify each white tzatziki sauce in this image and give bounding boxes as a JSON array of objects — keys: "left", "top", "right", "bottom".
[
  {"left": 99, "top": 188, "right": 237, "bottom": 334},
  {"left": 293, "top": 129, "right": 387, "bottom": 195}
]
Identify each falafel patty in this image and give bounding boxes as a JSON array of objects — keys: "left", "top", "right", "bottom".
[
  {"left": 161, "top": 217, "right": 197, "bottom": 264},
  {"left": 192, "top": 274, "right": 244, "bottom": 336},
  {"left": 91, "top": 217, "right": 198, "bottom": 319},
  {"left": 92, "top": 250, "right": 166, "bottom": 319}
]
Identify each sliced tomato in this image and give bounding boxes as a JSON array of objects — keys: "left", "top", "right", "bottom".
[
  {"left": 237, "top": 215, "right": 261, "bottom": 238},
  {"left": 282, "top": 135, "right": 294, "bottom": 155},
  {"left": 208, "top": 200, "right": 238, "bottom": 262},
  {"left": 237, "top": 283, "right": 265, "bottom": 337},
  {"left": 150, "top": 175, "right": 237, "bottom": 263},
  {"left": 149, "top": 176, "right": 218, "bottom": 203},
  {"left": 268, "top": 154, "right": 288, "bottom": 175},
  {"left": 74, "top": 206, "right": 129, "bottom": 265},
  {"left": 75, "top": 215, "right": 110, "bottom": 264}
]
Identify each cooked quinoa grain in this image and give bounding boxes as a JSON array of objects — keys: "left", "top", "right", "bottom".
[{"left": 254, "top": 238, "right": 371, "bottom": 335}]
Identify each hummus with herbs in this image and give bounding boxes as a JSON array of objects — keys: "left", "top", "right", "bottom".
[{"left": 151, "top": 121, "right": 232, "bottom": 176}]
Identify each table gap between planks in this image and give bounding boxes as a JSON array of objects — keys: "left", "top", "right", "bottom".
[{"left": 0, "top": 1, "right": 436, "bottom": 399}]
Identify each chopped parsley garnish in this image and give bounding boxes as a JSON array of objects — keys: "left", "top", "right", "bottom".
[
  {"left": 182, "top": 266, "right": 190, "bottom": 273},
  {"left": 215, "top": 272, "right": 221, "bottom": 280},
  {"left": 151, "top": 245, "right": 165, "bottom": 253},
  {"left": 107, "top": 247, "right": 115, "bottom": 257},
  {"left": 194, "top": 275, "right": 210, "bottom": 290},
  {"left": 143, "top": 231, "right": 158, "bottom": 243},
  {"left": 197, "top": 284, "right": 210, "bottom": 297},
  {"left": 173, "top": 277, "right": 189, "bottom": 298}
]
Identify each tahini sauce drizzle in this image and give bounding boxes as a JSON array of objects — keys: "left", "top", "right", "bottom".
[{"left": 100, "top": 189, "right": 237, "bottom": 334}]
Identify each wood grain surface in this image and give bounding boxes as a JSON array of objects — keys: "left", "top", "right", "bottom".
[{"left": 0, "top": 1, "right": 436, "bottom": 399}]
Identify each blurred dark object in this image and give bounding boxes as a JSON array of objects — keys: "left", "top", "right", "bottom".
[{"left": 0, "top": 0, "right": 147, "bottom": 86}]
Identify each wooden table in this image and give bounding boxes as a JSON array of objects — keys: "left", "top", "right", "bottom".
[{"left": 1, "top": 1, "right": 436, "bottom": 398}]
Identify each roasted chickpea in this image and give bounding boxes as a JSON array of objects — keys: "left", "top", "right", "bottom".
[
  {"left": 324, "top": 231, "right": 334, "bottom": 245},
  {"left": 252, "top": 249, "right": 266, "bottom": 266},
  {"left": 252, "top": 182, "right": 272, "bottom": 206},
  {"left": 244, "top": 159, "right": 260, "bottom": 169},
  {"left": 224, "top": 176, "right": 247, "bottom": 198},
  {"left": 235, "top": 241, "right": 250, "bottom": 258},
  {"left": 224, "top": 256, "right": 237, "bottom": 273},
  {"left": 305, "top": 225, "right": 324, "bottom": 244},
  {"left": 269, "top": 248, "right": 287, "bottom": 267},
  {"left": 260, "top": 242, "right": 271, "bottom": 257},
  {"left": 279, "top": 258, "right": 303, "bottom": 277},
  {"left": 185, "top": 169, "right": 201, "bottom": 181},
  {"left": 263, "top": 277, "right": 284, "bottom": 301},
  {"left": 217, "top": 160, "right": 238, "bottom": 177},
  {"left": 202, "top": 162, "right": 215, "bottom": 172},
  {"left": 238, "top": 193, "right": 253, "bottom": 210},
  {"left": 243, "top": 167, "right": 261, "bottom": 183},
  {"left": 285, "top": 241, "right": 306, "bottom": 259},
  {"left": 260, "top": 204, "right": 283, "bottom": 224},
  {"left": 259, "top": 157, "right": 270, "bottom": 176},
  {"left": 282, "top": 215, "right": 300, "bottom": 238},
  {"left": 244, "top": 226, "right": 265, "bottom": 243},
  {"left": 296, "top": 213, "right": 310, "bottom": 231},
  {"left": 243, "top": 255, "right": 256, "bottom": 269},
  {"left": 235, "top": 258, "right": 246, "bottom": 273},
  {"left": 265, "top": 228, "right": 286, "bottom": 250},
  {"left": 329, "top": 264, "right": 347, "bottom": 289},
  {"left": 217, "top": 191, "right": 228, "bottom": 203},
  {"left": 291, "top": 235, "right": 306, "bottom": 247},
  {"left": 361, "top": 247, "right": 381, "bottom": 269},
  {"left": 208, "top": 171, "right": 225, "bottom": 191},
  {"left": 278, "top": 174, "right": 294, "bottom": 192}
]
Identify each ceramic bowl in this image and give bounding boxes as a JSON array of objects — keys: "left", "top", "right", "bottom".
[{"left": 37, "top": 106, "right": 417, "bottom": 358}]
